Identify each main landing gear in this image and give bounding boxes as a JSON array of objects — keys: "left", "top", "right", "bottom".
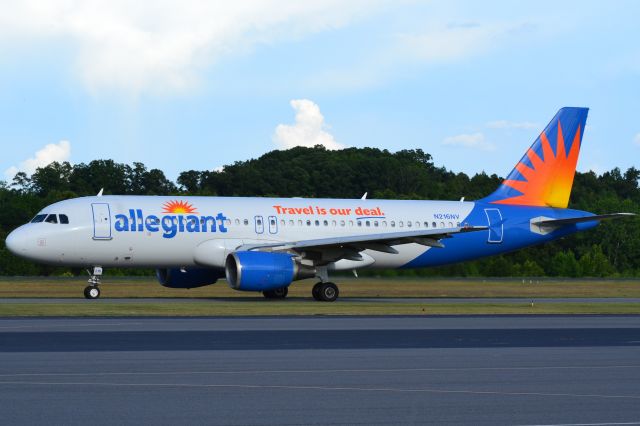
[
  {"left": 311, "top": 266, "right": 339, "bottom": 302},
  {"left": 84, "top": 266, "right": 103, "bottom": 300},
  {"left": 262, "top": 286, "right": 289, "bottom": 299},
  {"left": 312, "top": 282, "right": 339, "bottom": 302}
]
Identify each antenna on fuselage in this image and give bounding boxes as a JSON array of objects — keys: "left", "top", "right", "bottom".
[
  {"left": 97, "top": 188, "right": 104, "bottom": 197},
  {"left": 460, "top": 197, "right": 465, "bottom": 202},
  {"left": 361, "top": 192, "right": 367, "bottom": 200}
]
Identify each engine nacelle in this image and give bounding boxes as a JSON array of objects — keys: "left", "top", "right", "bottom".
[
  {"left": 225, "top": 251, "right": 315, "bottom": 291},
  {"left": 156, "top": 267, "right": 223, "bottom": 289}
]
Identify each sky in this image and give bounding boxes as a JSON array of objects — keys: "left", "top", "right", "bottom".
[{"left": 1, "top": 0, "right": 639, "bottom": 184}]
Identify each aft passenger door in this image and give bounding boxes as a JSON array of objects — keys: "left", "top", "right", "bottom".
[
  {"left": 484, "top": 208, "right": 503, "bottom": 244},
  {"left": 92, "top": 203, "right": 112, "bottom": 240}
]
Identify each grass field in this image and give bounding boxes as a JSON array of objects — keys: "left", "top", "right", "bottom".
[{"left": 0, "top": 276, "right": 639, "bottom": 316}]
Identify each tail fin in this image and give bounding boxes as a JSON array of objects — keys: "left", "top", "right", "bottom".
[{"left": 482, "top": 107, "right": 589, "bottom": 208}]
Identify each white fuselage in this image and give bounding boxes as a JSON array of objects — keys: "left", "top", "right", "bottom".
[{"left": 7, "top": 195, "right": 475, "bottom": 270}]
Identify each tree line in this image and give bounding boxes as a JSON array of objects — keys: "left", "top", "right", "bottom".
[{"left": 1, "top": 146, "right": 638, "bottom": 277}]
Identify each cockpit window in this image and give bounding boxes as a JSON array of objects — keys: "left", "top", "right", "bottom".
[
  {"left": 31, "top": 214, "right": 47, "bottom": 223},
  {"left": 45, "top": 214, "right": 58, "bottom": 224},
  {"left": 59, "top": 214, "right": 69, "bottom": 224}
]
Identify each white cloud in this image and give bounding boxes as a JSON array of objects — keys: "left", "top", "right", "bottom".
[
  {"left": 4, "top": 140, "right": 71, "bottom": 179},
  {"left": 486, "top": 120, "right": 538, "bottom": 130},
  {"left": 273, "top": 99, "right": 343, "bottom": 150},
  {"left": 442, "top": 132, "right": 494, "bottom": 151},
  {"left": 308, "top": 20, "right": 534, "bottom": 91},
  {"left": 0, "top": 1, "right": 380, "bottom": 96},
  {"left": 634, "top": 133, "right": 640, "bottom": 146},
  {"left": 396, "top": 21, "right": 520, "bottom": 65}
]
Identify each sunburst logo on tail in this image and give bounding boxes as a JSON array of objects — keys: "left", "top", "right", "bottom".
[
  {"left": 162, "top": 200, "right": 198, "bottom": 214},
  {"left": 494, "top": 122, "right": 582, "bottom": 208},
  {"left": 482, "top": 107, "right": 589, "bottom": 209}
]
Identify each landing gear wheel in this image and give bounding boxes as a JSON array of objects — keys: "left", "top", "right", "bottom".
[
  {"left": 318, "top": 282, "right": 339, "bottom": 302},
  {"left": 312, "top": 282, "right": 323, "bottom": 301},
  {"left": 84, "top": 286, "right": 101, "bottom": 300},
  {"left": 263, "top": 286, "right": 288, "bottom": 299}
]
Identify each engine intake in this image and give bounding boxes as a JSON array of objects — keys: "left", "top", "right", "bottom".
[
  {"left": 225, "top": 251, "right": 315, "bottom": 291},
  {"left": 156, "top": 267, "right": 223, "bottom": 289}
]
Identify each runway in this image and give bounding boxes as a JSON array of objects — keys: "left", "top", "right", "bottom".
[{"left": 1, "top": 316, "right": 640, "bottom": 425}]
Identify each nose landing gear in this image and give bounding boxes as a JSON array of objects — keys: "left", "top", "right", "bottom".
[{"left": 84, "top": 266, "right": 103, "bottom": 300}]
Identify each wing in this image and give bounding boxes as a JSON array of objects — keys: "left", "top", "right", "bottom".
[{"left": 237, "top": 225, "right": 487, "bottom": 265}]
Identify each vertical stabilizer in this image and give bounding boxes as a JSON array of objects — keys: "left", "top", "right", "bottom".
[{"left": 482, "top": 107, "right": 588, "bottom": 208}]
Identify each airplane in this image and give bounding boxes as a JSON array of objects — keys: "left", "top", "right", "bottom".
[{"left": 4, "top": 107, "right": 635, "bottom": 301}]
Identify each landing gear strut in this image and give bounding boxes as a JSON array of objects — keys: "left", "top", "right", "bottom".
[
  {"left": 84, "top": 266, "right": 103, "bottom": 300},
  {"left": 312, "top": 282, "right": 339, "bottom": 302},
  {"left": 263, "top": 286, "right": 289, "bottom": 299}
]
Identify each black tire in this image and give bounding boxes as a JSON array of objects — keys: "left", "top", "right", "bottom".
[
  {"left": 319, "top": 282, "right": 339, "bottom": 302},
  {"left": 262, "top": 290, "right": 274, "bottom": 299},
  {"left": 272, "top": 286, "right": 288, "bottom": 298},
  {"left": 263, "top": 287, "right": 288, "bottom": 299},
  {"left": 84, "top": 286, "right": 100, "bottom": 300},
  {"left": 312, "top": 282, "right": 323, "bottom": 301}
]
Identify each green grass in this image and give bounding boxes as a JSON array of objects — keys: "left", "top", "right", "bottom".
[
  {"left": 2, "top": 276, "right": 640, "bottom": 298},
  {"left": 1, "top": 302, "right": 640, "bottom": 317},
  {"left": 0, "top": 276, "right": 639, "bottom": 316}
]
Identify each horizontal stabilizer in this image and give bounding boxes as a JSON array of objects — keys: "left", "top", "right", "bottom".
[{"left": 533, "top": 213, "right": 636, "bottom": 227}]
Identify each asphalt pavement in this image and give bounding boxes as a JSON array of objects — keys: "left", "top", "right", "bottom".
[{"left": 1, "top": 316, "right": 639, "bottom": 425}]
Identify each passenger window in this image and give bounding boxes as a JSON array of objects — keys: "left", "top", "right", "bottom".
[
  {"left": 365, "top": 221, "right": 370, "bottom": 227},
  {"left": 299, "top": 220, "right": 303, "bottom": 226},
  {"left": 280, "top": 219, "right": 285, "bottom": 226},
  {"left": 407, "top": 221, "right": 412, "bottom": 228},
  {"left": 289, "top": 220, "right": 294, "bottom": 226},
  {"left": 349, "top": 220, "right": 354, "bottom": 226},
  {"left": 424, "top": 221, "right": 429, "bottom": 228},
  {"left": 449, "top": 222, "right": 454, "bottom": 228},
  {"left": 340, "top": 220, "right": 345, "bottom": 227},
  {"left": 235, "top": 219, "right": 240, "bottom": 225},
  {"left": 416, "top": 221, "right": 420, "bottom": 227},
  {"left": 440, "top": 222, "right": 445, "bottom": 228},
  {"left": 323, "top": 220, "right": 328, "bottom": 226},
  {"left": 270, "top": 219, "right": 276, "bottom": 226},
  {"left": 357, "top": 221, "right": 362, "bottom": 227},
  {"left": 314, "top": 220, "right": 320, "bottom": 226},
  {"left": 31, "top": 214, "right": 47, "bottom": 223},
  {"left": 332, "top": 220, "right": 337, "bottom": 227},
  {"left": 390, "top": 221, "right": 395, "bottom": 227},
  {"left": 399, "top": 221, "right": 404, "bottom": 228},
  {"left": 432, "top": 221, "right": 437, "bottom": 228},
  {"left": 306, "top": 220, "right": 311, "bottom": 226},
  {"left": 257, "top": 219, "right": 262, "bottom": 226},
  {"left": 374, "top": 221, "right": 379, "bottom": 227},
  {"left": 244, "top": 219, "right": 249, "bottom": 226},
  {"left": 45, "top": 214, "right": 58, "bottom": 224}
]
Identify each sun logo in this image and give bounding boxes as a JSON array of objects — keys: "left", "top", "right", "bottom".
[
  {"left": 494, "top": 122, "right": 582, "bottom": 208},
  {"left": 162, "top": 200, "right": 198, "bottom": 214}
]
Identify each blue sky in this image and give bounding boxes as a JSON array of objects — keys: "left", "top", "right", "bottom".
[{"left": 1, "top": 1, "right": 639, "bottom": 183}]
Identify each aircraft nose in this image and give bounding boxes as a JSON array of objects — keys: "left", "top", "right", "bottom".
[{"left": 5, "top": 227, "right": 28, "bottom": 256}]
